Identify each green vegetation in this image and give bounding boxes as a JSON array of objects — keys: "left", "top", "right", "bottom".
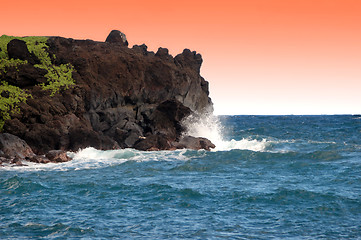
[
  {"left": 0, "top": 36, "right": 48, "bottom": 73},
  {"left": 0, "top": 81, "right": 31, "bottom": 131},
  {"left": 0, "top": 35, "right": 76, "bottom": 131},
  {"left": 0, "top": 58, "right": 27, "bottom": 73},
  {"left": 0, "top": 35, "right": 75, "bottom": 93},
  {"left": 38, "top": 63, "right": 75, "bottom": 96}
]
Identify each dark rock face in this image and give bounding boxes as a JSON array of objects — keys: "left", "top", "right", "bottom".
[
  {"left": 4, "top": 64, "right": 48, "bottom": 87},
  {"left": 132, "top": 44, "right": 151, "bottom": 56},
  {"left": 155, "top": 47, "right": 173, "bottom": 62},
  {"left": 134, "top": 134, "right": 174, "bottom": 151},
  {"left": 1, "top": 31, "right": 214, "bottom": 153},
  {"left": 152, "top": 100, "right": 191, "bottom": 139},
  {"left": 0, "top": 133, "right": 35, "bottom": 159},
  {"left": 7, "top": 39, "right": 39, "bottom": 64}
]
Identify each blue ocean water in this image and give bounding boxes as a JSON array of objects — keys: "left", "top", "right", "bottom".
[{"left": 1, "top": 115, "right": 361, "bottom": 239}]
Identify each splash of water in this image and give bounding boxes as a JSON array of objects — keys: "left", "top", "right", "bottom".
[
  {"left": 0, "top": 148, "right": 194, "bottom": 172},
  {"left": 182, "top": 113, "right": 268, "bottom": 152}
]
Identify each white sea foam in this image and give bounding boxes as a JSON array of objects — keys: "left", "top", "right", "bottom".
[
  {"left": 0, "top": 148, "right": 192, "bottom": 172},
  {"left": 0, "top": 148, "right": 136, "bottom": 172},
  {"left": 214, "top": 138, "right": 269, "bottom": 152},
  {"left": 69, "top": 147, "right": 137, "bottom": 161},
  {"left": 182, "top": 113, "right": 269, "bottom": 152}
]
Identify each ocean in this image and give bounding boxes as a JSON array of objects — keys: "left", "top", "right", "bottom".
[{"left": 1, "top": 115, "right": 361, "bottom": 239}]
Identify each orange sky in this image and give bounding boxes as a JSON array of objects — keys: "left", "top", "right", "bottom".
[{"left": 1, "top": 0, "right": 361, "bottom": 114}]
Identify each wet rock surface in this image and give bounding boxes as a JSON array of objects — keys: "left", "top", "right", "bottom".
[
  {"left": 0, "top": 133, "right": 72, "bottom": 166},
  {"left": 0, "top": 133, "right": 34, "bottom": 159},
  {"left": 45, "top": 150, "right": 71, "bottom": 163},
  {"left": 1, "top": 30, "right": 215, "bottom": 162},
  {"left": 174, "top": 136, "right": 216, "bottom": 151}
]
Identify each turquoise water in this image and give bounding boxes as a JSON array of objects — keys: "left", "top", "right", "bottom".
[{"left": 1, "top": 115, "right": 361, "bottom": 239}]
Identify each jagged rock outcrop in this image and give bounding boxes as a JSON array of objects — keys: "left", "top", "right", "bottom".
[
  {"left": 7, "top": 39, "right": 39, "bottom": 64},
  {"left": 1, "top": 30, "right": 214, "bottom": 155},
  {"left": 105, "top": 30, "right": 129, "bottom": 46},
  {"left": 0, "top": 133, "right": 34, "bottom": 159}
]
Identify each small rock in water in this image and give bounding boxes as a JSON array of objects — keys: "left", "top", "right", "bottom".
[
  {"left": 29, "top": 155, "right": 51, "bottom": 164},
  {"left": 174, "top": 136, "right": 215, "bottom": 151},
  {"left": 11, "top": 158, "right": 27, "bottom": 166},
  {"left": 45, "top": 150, "right": 71, "bottom": 163}
]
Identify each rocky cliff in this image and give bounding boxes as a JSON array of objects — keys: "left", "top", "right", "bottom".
[{"left": 0, "top": 30, "right": 214, "bottom": 157}]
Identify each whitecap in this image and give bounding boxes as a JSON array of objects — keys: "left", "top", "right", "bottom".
[{"left": 213, "top": 138, "right": 269, "bottom": 152}]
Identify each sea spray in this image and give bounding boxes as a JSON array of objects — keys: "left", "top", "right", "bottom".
[
  {"left": 182, "top": 113, "right": 224, "bottom": 145},
  {"left": 182, "top": 113, "right": 269, "bottom": 151}
]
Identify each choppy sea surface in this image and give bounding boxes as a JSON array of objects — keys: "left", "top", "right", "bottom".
[{"left": 1, "top": 115, "right": 361, "bottom": 239}]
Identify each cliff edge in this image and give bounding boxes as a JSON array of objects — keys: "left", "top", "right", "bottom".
[{"left": 0, "top": 30, "right": 214, "bottom": 159}]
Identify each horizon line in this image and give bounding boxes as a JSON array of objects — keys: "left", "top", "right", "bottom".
[{"left": 214, "top": 114, "right": 360, "bottom": 116}]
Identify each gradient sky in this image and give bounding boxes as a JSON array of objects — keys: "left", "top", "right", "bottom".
[{"left": 1, "top": 0, "right": 360, "bottom": 115}]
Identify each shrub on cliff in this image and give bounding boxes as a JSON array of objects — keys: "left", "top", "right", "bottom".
[
  {"left": 0, "top": 35, "right": 76, "bottom": 131},
  {"left": 0, "top": 81, "right": 31, "bottom": 131},
  {"left": 0, "top": 35, "right": 75, "bottom": 95}
]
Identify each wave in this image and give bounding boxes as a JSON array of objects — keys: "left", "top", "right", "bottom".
[
  {"left": 215, "top": 138, "right": 269, "bottom": 152},
  {"left": 230, "top": 187, "right": 360, "bottom": 209},
  {"left": 0, "top": 148, "right": 136, "bottom": 172},
  {"left": 0, "top": 146, "right": 346, "bottom": 173},
  {"left": 69, "top": 147, "right": 137, "bottom": 161},
  {"left": 0, "top": 148, "right": 194, "bottom": 172},
  {"left": 0, "top": 176, "right": 49, "bottom": 197},
  {"left": 182, "top": 113, "right": 270, "bottom": 152},
  {"left": 5, "top": 222, "right": 94, "bottom": 238}
]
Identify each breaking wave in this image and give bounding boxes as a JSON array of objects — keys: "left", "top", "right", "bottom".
[
  {"left": 0, "top": 148, "right": 194, "bottom": 172},
  {"left": 182, "top": 113, "right": 269, "bottom": 152}
]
